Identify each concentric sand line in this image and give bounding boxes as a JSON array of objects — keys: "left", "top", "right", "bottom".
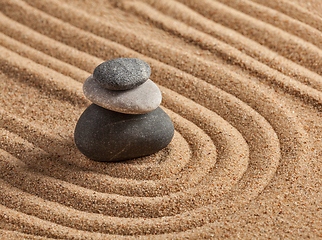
[
  {"left": 177, "top": 0, "right": 322, "bottom": 74},
  {"left": 0, "top": 0, "right": 322, "bottom": 238},
  {"left": 215, "top": 0, "right": 322, "bottom": 48}
]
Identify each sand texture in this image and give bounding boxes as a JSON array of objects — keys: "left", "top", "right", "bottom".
[{"left": 0, "top": 0, "right": 322, "bottom": 239}]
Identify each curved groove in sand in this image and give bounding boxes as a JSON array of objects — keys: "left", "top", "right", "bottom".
[
  {"left": 0, "top": 32, "right": 90, "bottom": 82},
  {"left": 215, "top": 0, "right": 322, "bottom": 49},
  {"left": 251, "top": 0, "right": 322, "bottom": 32},
  {"left": 0, "top": 0, "right": 321, "bottom": 238},
  {"left": 177, "top": 0, "right": 322, "bottom": 75}
]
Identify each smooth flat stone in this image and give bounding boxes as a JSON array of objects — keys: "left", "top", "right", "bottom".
[
  {"left": 93, "top": 58, "right": 151, "bottom": 90},
  {"left": 83, "top": 75, "right": 162, "bottom": 114},
  {"left": 74, "top": 104, "right": 175, "bottom": 162}
]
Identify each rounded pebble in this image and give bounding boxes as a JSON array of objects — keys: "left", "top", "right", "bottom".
[
  {"left": 93, "top": 58, "right": 151, "bottom": 90},
  {"left": 83, "top": 75, "right": 162, "bottom": 114},
  {"left": 74, "top": 104, "right": 175, "bottom": 162}
]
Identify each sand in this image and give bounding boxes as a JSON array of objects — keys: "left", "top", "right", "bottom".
[{"left": 0, "top": 0, "right": 321, "bottom": 239}]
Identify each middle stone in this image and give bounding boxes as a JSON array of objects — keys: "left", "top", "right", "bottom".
[{"left": 83, "top": 75, "right": 162, "bottom": 114}]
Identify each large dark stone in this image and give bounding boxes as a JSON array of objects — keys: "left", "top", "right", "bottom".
[
  {"left": 93, "top": 58, "right": 151, "bottom": 91},
  {"left": 74, "top": 104, "right": 174, "bottom": 162}
]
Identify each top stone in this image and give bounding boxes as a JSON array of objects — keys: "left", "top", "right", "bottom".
[{"left": 93, "top": 58, "right": 151, "bottom": 91}]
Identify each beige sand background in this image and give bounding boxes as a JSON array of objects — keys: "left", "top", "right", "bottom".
[{"left": 0, "top": 0, "right": 322, "bottom": 239}]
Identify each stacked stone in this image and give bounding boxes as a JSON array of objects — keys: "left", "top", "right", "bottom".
[{"left": 74, "top": 58, "right": 174, "bottom": 162}]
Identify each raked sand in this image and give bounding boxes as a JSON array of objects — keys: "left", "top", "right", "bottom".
[{"left": 0, "top": 0, "right": 322, "bottom": 239}]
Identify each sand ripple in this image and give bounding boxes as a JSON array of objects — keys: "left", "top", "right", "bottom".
[{"left": 0, "top": 0, "right": 322, "bottom": 238}]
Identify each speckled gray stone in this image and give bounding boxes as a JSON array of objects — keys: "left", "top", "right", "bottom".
[
  {"left": 74, "top": 104, "right": 175, "bottom": 162},
  {"left": 83, "top": 75, "right": 162, "bottom": 114},
  {"left": 93, "top": 58, "right": 151, "bottom": 90}
]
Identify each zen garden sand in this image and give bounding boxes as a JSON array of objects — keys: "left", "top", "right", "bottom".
[{"left": 0, "top": 0, "right": 322, "bottom": 239}]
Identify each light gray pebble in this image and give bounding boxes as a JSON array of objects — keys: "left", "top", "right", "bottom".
[{"left": 83, "top": 75, "right": 162, "bottom": 114}]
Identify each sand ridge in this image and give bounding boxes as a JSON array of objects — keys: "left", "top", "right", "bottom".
[{"left": 0, "top": 0, "right": 322, "bottom": 239}]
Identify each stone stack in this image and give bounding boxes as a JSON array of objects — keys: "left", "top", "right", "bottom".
[{"left": 74, "top": 58, "right": 174, "bottom": 162}]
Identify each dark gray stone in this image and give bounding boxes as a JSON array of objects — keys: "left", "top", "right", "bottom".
[
  {"left": 74, "top": 104, "right": 174, "bottom": 162},
  {"left": 93, "top": 58, "right": 151, "bottom": 90}
]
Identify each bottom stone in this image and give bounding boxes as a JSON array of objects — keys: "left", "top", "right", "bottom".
[{"left": 74, "top": 104, "right": 175, "bottom": 162}]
